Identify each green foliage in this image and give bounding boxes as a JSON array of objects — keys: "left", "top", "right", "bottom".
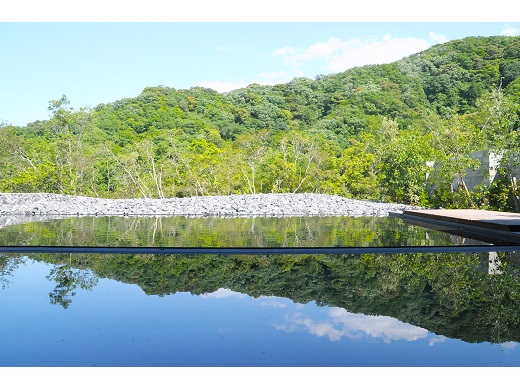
[
  {"left": 1, "top": 35, "right": 520, "bottom": 210},
  {"left": 336, "top": 136, "right": 379, "bottom": 199},
  {"left": 1, "top": 163, "right": 60, "bottom": 193},
  {"left": 375, "top": 124, "right": 435, "bottom": 206},
  {"left": 427, "top": 116, "right": 485, "bottom": 208}
]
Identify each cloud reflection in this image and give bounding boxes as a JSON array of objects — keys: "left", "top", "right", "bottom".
[
  {"left": 428, "top": 336, "right": 447, "bottom": 346},
  {"left": 499, "top": 342, "right": 519, "bottom": 351},
  {"left": 330, "top": 308, "right": 429, "bottom": 342},
  {"left": 201, "top": 288, "right": 436, "bottom": 344},
  {"left": 201, "top": 287, "right": 245, "bottom": 299},
  {"left": 259, "top": 299, "right": 288, "bottom": 309},
  {"left": 278, "top": 307, "right": 430, "bottom": 343},
  {"left": 277, "top": 307, "right": 429, "bottom": 343}
]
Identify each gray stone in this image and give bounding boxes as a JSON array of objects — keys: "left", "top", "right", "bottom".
[{"left": 0, "top": 192, "right": 422, "bottom": 219}]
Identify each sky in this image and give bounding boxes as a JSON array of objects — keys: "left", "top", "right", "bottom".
[{"left": 1, "top": 1, "right": 520, "bottom": 127}]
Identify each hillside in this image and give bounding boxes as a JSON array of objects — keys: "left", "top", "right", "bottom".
[{"left": 1, "top": 35, "right": 520, "bottom": 210}]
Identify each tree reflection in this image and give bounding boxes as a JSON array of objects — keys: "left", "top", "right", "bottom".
[
  {"left": 0, "top": 254, "right": 24, "bottom": 289},
  {"left": 46, "top": 261, "right": 98, "bottom": 309},
  {"left": 0, "top": 215, "right": 470, "bottom": 248},
  {"left": 4, "top": 250, "right": 520, "bottom": 343}
]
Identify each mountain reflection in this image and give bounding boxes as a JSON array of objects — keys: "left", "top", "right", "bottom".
[{"left": 2, "top": 250, "right": 520, "bottom": 345}]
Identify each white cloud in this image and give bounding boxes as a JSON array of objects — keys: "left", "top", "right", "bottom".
[
  {"left": 272, "top": 46, "right": 299, "bottom": 57},
  {"left": 199, "top": 33, "right": 452, "bottom": 93},
  {"left": 197, "top": 80, "right": 249, "bottom": 93},
  {"left": 272, "top": 34, "right": 433, "bottom": 73},
  {"left": 501, "top": 27, "right": 519, "bottom": 36},
  {"left": 296, "top": 37, "right": 346, "bottom": 64},
  {"left": 197, "top": 70, "right": 303, "bottom": 93},
  {"left": 331, "top": 35, "right": 430, "bottom": 72},
  {"left": 258, "top": 70, "right": 289, "bottom": 80},
  {"left": 429, "top": 32, "right": 448, "bottom": 44}
]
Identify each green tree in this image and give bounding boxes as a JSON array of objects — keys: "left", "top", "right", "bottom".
[
  {"left": 234, "top": 130, "right": 270, "bottom": 194},
  {"left": 429, "top": 115, "right": 485, "bottom": 208},
  {"left": 372, "top": 118, "right": 434, "bottom": 205},
  {"left": 336, "top": 135, "right": 379, "bottom": 199},
  {"left": 478, "top": 86, "right": 520, "bottom": 210},
  {"left": 47, "top": 95, "right": 93, "bottom": 195}
]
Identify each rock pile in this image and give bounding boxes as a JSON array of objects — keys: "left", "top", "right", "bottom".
[{"left": 0, "top": 192, "right": 420, "bottom": 217}]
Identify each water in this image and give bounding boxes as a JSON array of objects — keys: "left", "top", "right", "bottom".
[
  {"left": 1, "top": 216, "right": 520, "bottom": 367},
  {"left": 0, "top": 215, "right": 493, "bottom": 248}
]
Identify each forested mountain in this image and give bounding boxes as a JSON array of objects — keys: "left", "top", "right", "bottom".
[{"left": 1, "top": 35, "right": 520, "bottom": 210}]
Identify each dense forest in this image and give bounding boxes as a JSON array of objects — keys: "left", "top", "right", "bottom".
[{"left": 2, "top": 35, "right": 520, "bottom": 210}]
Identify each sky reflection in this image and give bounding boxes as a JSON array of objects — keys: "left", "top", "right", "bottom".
[
  {"left": 3, "top": 258, "right": 520, "bottom": 366},
  {"left": 202, "top": 287, "right": 433, "bottom": 344}
]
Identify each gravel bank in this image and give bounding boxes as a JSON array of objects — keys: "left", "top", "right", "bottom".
[{"left": 0, "top": 192, "right": 420, "bottom": 217}]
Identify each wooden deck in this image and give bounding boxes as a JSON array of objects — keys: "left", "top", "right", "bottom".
[{"left": 402, "top": 209, "right": 520, "bottom": 232}]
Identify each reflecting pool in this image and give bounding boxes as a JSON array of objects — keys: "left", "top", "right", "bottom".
[
  {"left": 2, "top": 250, "right": 520, "bottom": 367},
  {"left": 1, "top": 215, "right": 520, "bottom": 367}
]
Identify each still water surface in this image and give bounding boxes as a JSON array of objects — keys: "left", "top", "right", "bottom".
[
  {"left": 0, "top": 215, "right": 493, "bottom": 247},
  {"left": 1, "top": 216, "right": 520, "bottom": 366}
]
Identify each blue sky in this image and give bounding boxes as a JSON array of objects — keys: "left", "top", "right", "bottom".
[{"left": 1, "top": 1, "right": 519, "bottom": 126}]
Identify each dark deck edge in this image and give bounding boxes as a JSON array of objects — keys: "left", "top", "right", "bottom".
[
  {"left": 392, "top": 211, "right": 520, "bottom": 245},
  {"left": 0, "top": 245, "right": 518, "bottom": 255},
  {"left": 401, "top": 209, "right": 520, "bottom": 232}
]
